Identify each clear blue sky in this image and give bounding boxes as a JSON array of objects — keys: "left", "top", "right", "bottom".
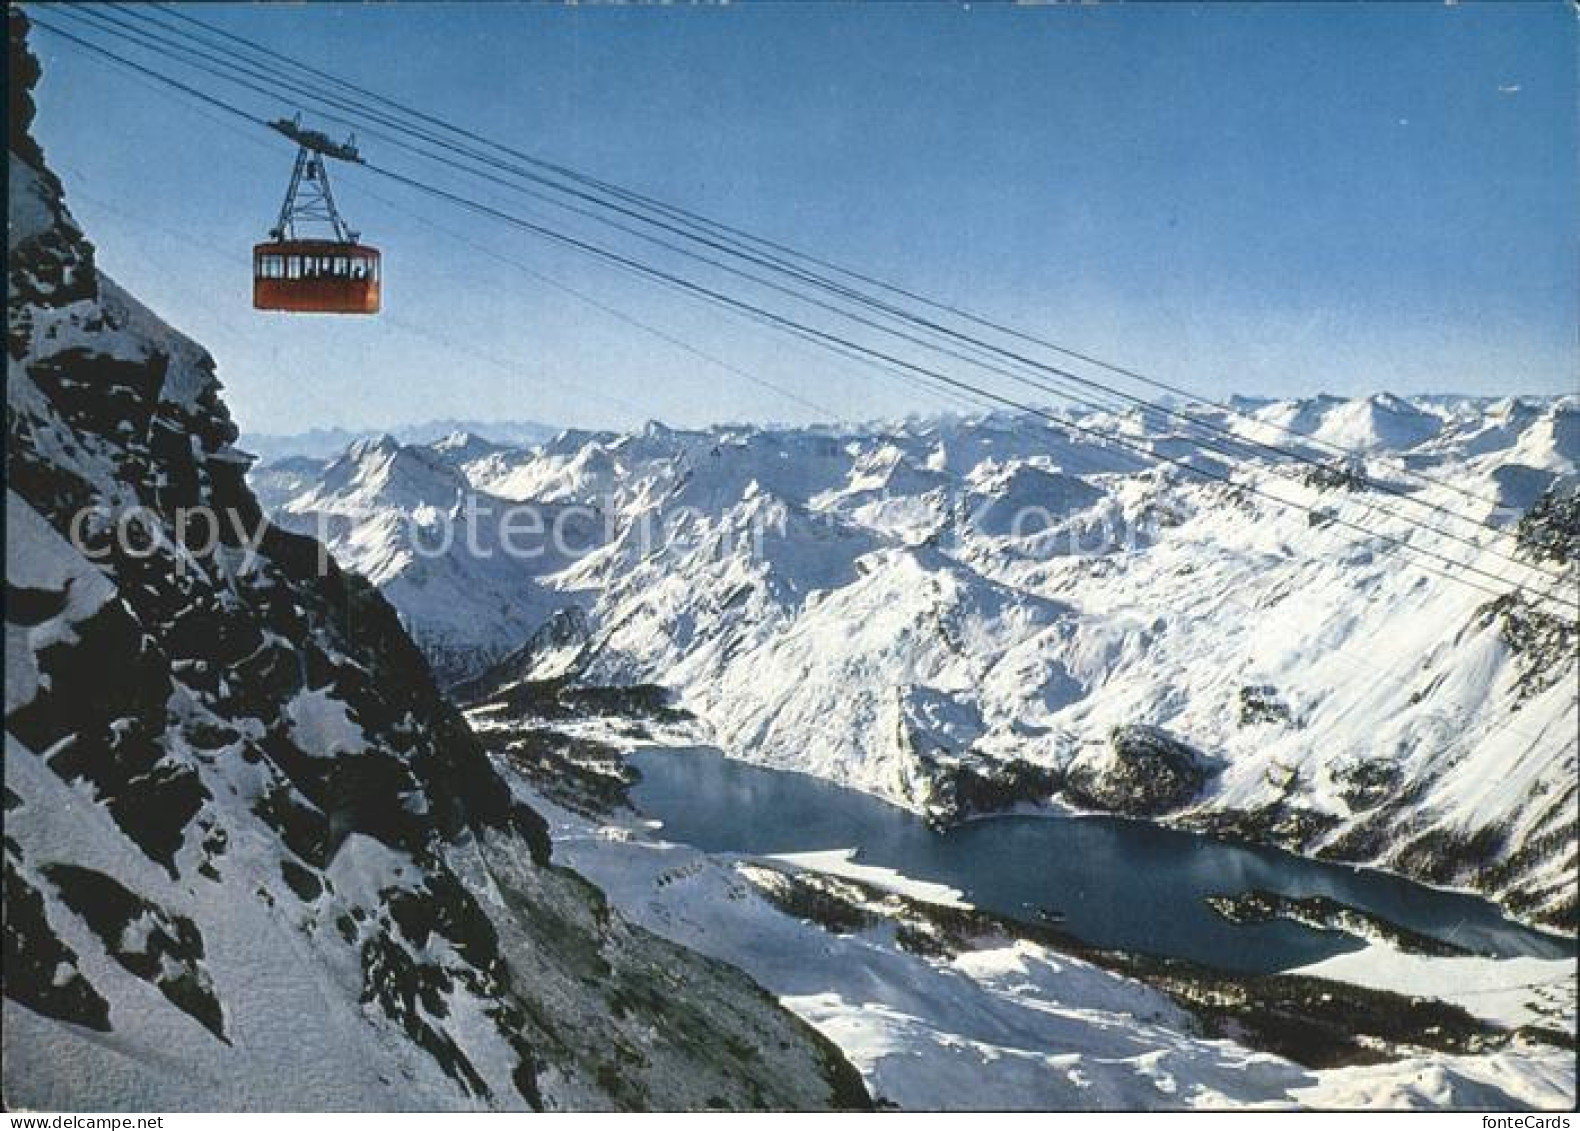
[{"left": 23, "top": 2, "right": 1578, "bottom": 435}]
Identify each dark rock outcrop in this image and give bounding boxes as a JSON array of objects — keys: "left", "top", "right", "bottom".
[
  {"left": 1515, "top": 484, "right": 1579, "bottom": 568},
  {"left": 1064, "top": 725, "right": 1215, "bottom": 817},
  {"left": 1238, "top": 685, "right": 1293, "bottom": 728},
  {"left": 906, "top": 753, "right": 1062, "bottom": 826}
]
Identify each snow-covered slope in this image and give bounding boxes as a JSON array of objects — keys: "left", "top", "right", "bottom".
[
  {"left": 270, "top": 399, "right": 1577, "bottom": 931},
  {"left": 4, "top": 15, "right": 865, "bottom": 1111},
  {"left": 533, "top": 788, "right": 1574, "bottom": 1111}
]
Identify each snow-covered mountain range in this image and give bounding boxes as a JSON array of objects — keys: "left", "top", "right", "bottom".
[
  {"left": 255, "top": 396, "right": 1578, "bottom": 933},
  {"left": 4, "top": 14, "right": 864, "bottom": 1111},
  {"left": 243, "top": 419, "right": 559, "bottom": 465}
]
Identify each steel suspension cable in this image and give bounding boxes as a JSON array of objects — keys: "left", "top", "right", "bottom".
[
  {"left": 142, "top": 0, "right": 1544, "bottom": 519},
  {"left": 58, "top": 4, "right": 1576, "bottom": 590},
  {"left": 28, "top": 11, "right": 1578, "bottom": 616},
  {"left": 100, "top": 4, "right": 1572, "bottom": 586}
]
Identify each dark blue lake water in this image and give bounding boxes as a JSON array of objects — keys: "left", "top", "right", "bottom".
[{"left": 628, "top": 746, "right": 1575, "bottom": 974}]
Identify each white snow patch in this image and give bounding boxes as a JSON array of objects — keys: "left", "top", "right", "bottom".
[
  {"left": 1291, "top": 944, "right": 1576, "bottom": 1031},
  {"left": 285, "top": 687, "right": 369, "bottom": 758},
  {"left": 768, "top": 849, "right": 971, "bottom": 909}
]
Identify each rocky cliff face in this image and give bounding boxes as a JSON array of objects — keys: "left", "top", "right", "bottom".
[{"left": 3, "top": 13, "right": 864, "bottom": 1111}]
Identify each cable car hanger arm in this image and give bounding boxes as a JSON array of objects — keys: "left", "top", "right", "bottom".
[{"left": 268, "top": 112, "right": 363, "bottom": 163}]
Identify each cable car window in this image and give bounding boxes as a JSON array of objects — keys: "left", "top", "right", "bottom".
[
  {"left": 265, "top": 255, "right": 284, "bottom": 278},
  {"left": 334, "top": 256, "right": 348, "bottom": 276},
  {"left": 287, "top": 256, "right": 301, "bottom": 279}
]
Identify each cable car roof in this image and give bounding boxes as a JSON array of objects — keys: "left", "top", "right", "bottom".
[
  {"left": 253, "top": 239, "right": 381, "bottom": 254},
  {"left": 268, "top": 114, "right": 362, "bottom": 163}
]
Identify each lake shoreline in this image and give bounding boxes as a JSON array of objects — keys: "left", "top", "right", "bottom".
[
  {"left": 631, "top": 735, "right": 1580, "bottom": 943},
  {"left": 626, "top": 744, "right": 1575, "bottom": 973}
]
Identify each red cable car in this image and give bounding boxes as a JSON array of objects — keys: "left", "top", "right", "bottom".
[
  {"left": 253, "top": 240, "right": 381, "bottom": 315},
  {"left": 254, "top": 116, "right": 381, "bottom": 315}
]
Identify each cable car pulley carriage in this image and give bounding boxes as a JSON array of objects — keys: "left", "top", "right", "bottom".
[{"left": 253, "top": 114, "right": 380, "bottom": 315}]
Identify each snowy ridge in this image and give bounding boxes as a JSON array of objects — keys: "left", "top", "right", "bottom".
[
  {"left": 263, "top": 435, "right": 601, "bottom": 685},
  {"left": 241, "top": 419, "right": 559, "bottom": 464}
]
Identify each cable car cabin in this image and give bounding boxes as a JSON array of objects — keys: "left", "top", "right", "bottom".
[{"left": 253, "top": 241, "right": 381, "bottom": 314}]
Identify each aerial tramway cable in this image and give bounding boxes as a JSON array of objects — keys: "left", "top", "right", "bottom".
[
  {"left": 78, "top": 5, "right": 1580, "bottom": 602},
  {"left": 26, "top": 10, "right": 1579, "bottom": 617},
  {"left": 74, "top": 4, "right": 1575, "bottom": 563},
  {"left": 134, "top": 0, "right": 1544, "bottom": 522}
]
